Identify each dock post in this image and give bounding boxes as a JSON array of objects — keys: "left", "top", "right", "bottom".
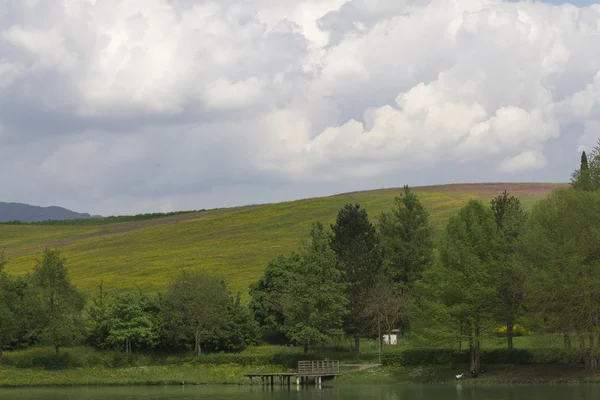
[{"left": 249, "top": 376, "right": 253, "bottom": 386}]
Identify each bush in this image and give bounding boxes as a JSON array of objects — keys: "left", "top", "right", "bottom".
[
  {"left": 381, "top": 348, "right": 581, "bottom": 367},
  {"left": 493, "top": 324, "right": 532, "bottom": 337},
  {"left": 186, "top": 353, "right": 315, "bottom": 368},
  {"left": 381, "top": 349, "right": 467, "bottom": 367}
]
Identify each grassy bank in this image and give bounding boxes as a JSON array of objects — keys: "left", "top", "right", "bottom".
[
  {"left": 1, "top": 337, "right": 598, "bottom": 387},
  {"left": 0, "top": 364, "right": 273, "bottom": 387},
  {"left": 3, "top": 363, "right": 600, "bottom": 388},
  {"left": 337, "top": 364, "right": 600, "bottom": 385}
]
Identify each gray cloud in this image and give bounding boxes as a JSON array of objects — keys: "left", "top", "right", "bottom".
[{"left": 0, "top": 0, "right": 599, "bottom": 215}]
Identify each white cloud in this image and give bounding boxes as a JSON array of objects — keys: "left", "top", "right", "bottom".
[
  {"left": 0, "top": 0, "right": 600, "bottom": 214},
  {"left": 499, "top": 150, "right": 548, "bottom": 173}
]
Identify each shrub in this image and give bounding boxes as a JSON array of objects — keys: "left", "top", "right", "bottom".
[
  {"left": 381, "top": 348, "right": 581, "bottom": 367},
  {"left": 493, "top": 324, "right": 532, "bottom": 337}
]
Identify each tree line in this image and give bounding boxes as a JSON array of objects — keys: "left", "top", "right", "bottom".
[
  {"left": 0, "top": 249, "right": 261, "bottom": 362},
  {"left": 250, "top": 138, "right": 600, "bottom": 376},
  {"left": 1, "top": 142, "right": 599, "bottom": 377}
]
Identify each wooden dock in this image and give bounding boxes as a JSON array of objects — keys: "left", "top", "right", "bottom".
[{"left": 245, "top": 360, "right": 341, "bottom": 387}]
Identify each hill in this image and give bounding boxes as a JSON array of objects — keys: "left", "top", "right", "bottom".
[
  {"left": 0, "top": 202, "right": 94, "bottom": 223},
  {"left": 0, "top": 182, "right": 567, "bottom": 298}
]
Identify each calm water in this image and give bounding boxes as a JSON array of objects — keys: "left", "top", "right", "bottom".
[{"left": 0, "top": 384, "right": 599, "bottom": 400}]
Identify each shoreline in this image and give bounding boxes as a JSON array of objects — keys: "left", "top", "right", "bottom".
[{"left": 1, "top": 364, "right": 600, "bottom": 388}]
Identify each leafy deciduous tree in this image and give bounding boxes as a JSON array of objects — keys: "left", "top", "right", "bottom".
[
  {"left": 362, "top": 280, "right": 410, "bottom": 347},
  {"left": 249, "top": 253, "right": 303, "bottom": 336},
  {"left": 162, "top": 271, "right": 229, "bottom": 355},
  {"left": 283, "top": 221, "right": 349, "bottom": 353},
  {"left": 30, "top": 248, "right": 86, "bottom": 356},
  {"left": 490, "top": 190, "right": 527, "bottom": 350},
  {"left": 0, "top": 252, "right": 19, "bottom": 365},
  {"left": 521, "top": 189, "right": 600, "bottom": 369},
  {"left": 207, "top": 292, "right": 261, "bottom": 352},
  {"left": 421, "top": 200, "right": 501, "bottom": 377},
  {"left": 105, "top": 292, "right": 158, "bottom": 355}
]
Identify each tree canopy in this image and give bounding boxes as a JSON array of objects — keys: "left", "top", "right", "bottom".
[{"left": 378, "top": 185, "right": 434, "bottom": 289}]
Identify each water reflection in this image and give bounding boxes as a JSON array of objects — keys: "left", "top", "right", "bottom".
[{"left": 1, "top": 383, "right": 600, "bottom": 399}]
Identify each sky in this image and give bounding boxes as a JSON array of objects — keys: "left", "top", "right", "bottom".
[{"left": 1, "top": 0, "right": 600, "bottom": 216}]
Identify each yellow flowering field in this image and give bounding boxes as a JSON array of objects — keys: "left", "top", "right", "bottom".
[{"left": 0, "top": 183, "right": 566, "bottom": 299}]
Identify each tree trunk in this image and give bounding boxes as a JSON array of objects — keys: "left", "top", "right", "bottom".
[
  {"left": 564, "top": 334, "right": 572, "bottom": 349},
  {"left": 194, "top": 329, "right": 201, "bottom": 356},
  {"left": 303, "top": 344, "right": 308, "bottom": 354},
  {"left": 55, "top": 345, "right": 60, "bottom": 357},
  {"left": 578, "top": 334, "right": 591, "bottom": 370},
  {"left": 458, "top": 321, "right": 463, "bottom": 351},
  {"left": 506, "top": 315, "right": 514, "bottom": 351},
  {"left": 469, "top": 327, "right": 481, "bottom": 378},
  {"left": 354, "top": 333, "right": 360, "bottom": 361}
]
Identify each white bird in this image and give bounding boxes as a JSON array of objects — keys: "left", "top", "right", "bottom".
[{"left": 455, "top": 373, "right": 464, "bottom": 379}]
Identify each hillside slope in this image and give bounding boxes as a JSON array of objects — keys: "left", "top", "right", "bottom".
[
  {"left": 0, "top": 183, "right": 567, "bottom": 298},
  {"left": 0, "top": 202, "right": 93, "bottom": 223}
]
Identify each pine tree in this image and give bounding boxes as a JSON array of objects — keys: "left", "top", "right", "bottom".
[
  {"left": 330, "top": 203, "right": 382, "bottom": 359},
  {"left": 378, "top": 185, "right": 434, "bottom": 289}
]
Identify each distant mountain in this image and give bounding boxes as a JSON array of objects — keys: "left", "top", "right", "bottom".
[{"left": 0, "top": 202, "right": 93, "bottom": 223}]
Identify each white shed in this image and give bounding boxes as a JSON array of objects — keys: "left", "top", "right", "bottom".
[{"left": 382, "top": 329, "right": 401, "bottom": 345}]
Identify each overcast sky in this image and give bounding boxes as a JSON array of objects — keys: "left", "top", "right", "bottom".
[{"left": 1, "top": 0, "right": 600, "bottom": 216}]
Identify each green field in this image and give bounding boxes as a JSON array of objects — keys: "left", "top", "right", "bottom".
[{"left": 0, "top": 182, "right": 567, "bottom": 298}]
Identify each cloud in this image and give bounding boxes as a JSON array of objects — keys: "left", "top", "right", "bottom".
[
  {"left": 499, "top": 150, "right": 548, "bottom": 173},
  {"left": 0, "top": 0, "right": 600, "bottom": 214}
]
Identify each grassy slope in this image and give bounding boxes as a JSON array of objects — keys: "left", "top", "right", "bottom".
[{"left": 0, "top": 183, "right": 567, "bottom": 297}]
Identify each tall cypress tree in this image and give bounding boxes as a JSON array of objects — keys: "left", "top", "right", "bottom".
[{"left": 571, "top": 151, "right": 592, "bottom": 191}]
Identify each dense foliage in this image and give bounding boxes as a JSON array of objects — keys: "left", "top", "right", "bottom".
[{"left": 0, "top": 250, "right": 260, "bottom": 359}]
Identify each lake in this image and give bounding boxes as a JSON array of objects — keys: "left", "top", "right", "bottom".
[{"left": 1, "top": 384, "right": 600, "bottom": 400}]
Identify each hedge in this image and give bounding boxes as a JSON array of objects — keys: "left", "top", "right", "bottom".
[
  {"left": 183, "top": 353, "right": 316, "bottom": 368},
  {"left": 381, "top": 348, "right": 582, "bottom": 366},
  {"left": 3, "top": 349, "right": 318, "bottom": 370}
]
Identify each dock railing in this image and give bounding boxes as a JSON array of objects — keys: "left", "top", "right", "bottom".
[{"left": 297, "top": 360, "right": 340, "bottom": 375}]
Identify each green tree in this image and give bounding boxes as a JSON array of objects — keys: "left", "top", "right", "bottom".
[
  {"left": 105, "top": 292, "right": 158, "bottom": 355},
  {"left": 283, "top": 221, "right": 349, "bottom": 353},
  {"left": 330, "top": 203, "right": 382, "bottom": 358},
  {"left": 521, "top": 189, "right": 600, "bottom": 369},
  {"left": 30, "top": 248, "right": 86, "bottom": 356},
  {"left": 588, "top": 139, "right": 600, "bottom": 189},
  {"left": 421, "top": 200, "right": 501, "bottom": 377},
  {"left": 0, "top": 252, "right": 19, "bottom": 365},
  {"left": 490, "top": 191, "right": 528, "bottom": 350},
  {"left": 162, "top": 271, "right": 230, "bottom": 355},
  {"left": 571, "top": 151, "right": 593, "bottom": 191},
  {"left": 207, "top": 293, "right": 261, "bottom": 352},
  {"left": 362, "top": 280, "right": 410, "bottom": 349},
  {"left": 86, "top": 282, "right": 110, "bottom": 349},
  {"left": 378, "top": 185, "right": 434, "bottom": 288},
  {"left": 249, "top": 253, "right": 303, "bottom": 335}
]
